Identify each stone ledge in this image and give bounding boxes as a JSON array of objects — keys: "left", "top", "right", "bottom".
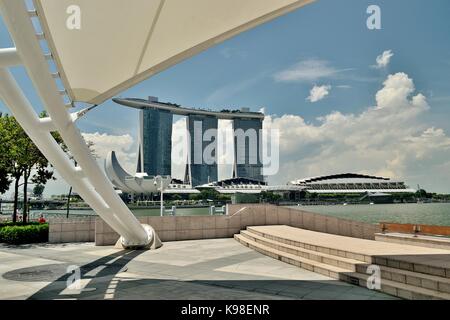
[{"left": 68, "top": 204, "right": 382, "bottom": 246}]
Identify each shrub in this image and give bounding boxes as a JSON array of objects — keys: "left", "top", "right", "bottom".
[
  {"left": 0, "top": 223, "right": 49, "bottom": 244},
  {"left": 0, "top": 221, "right": 41, "bottom": 228}
]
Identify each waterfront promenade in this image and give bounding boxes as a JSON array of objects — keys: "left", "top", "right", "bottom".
[
  {"left": 2, "top": 204, "right": 450, "bottom": 300},
  {"left": 0, "top": 238, "right": 393, "bottom": 300}
]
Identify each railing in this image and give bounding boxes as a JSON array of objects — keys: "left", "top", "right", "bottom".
[
  {"left": 162, "top": 206, "right": 177, "bottom": 216},
  {"left": 380, "top": 222, "right": 450, "bottom": 237},
  {"left": 209, "top": 205, "right": 226, "bottom": 215}
]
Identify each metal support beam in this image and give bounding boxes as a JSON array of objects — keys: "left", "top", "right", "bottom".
[
  {"left": 38, "top": 116, "right": 56, "bottom": 132},
  {"left": 0, "top": 0, "right": 155, "bottom": 248},
  {"left": 74, "top": 166, "right": 84, "bottom": 178},
  {"left": 0, "top": 48, "right": 20, "bottom": 67}
]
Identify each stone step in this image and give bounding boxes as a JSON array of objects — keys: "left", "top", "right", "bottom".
[
  {"left": 234, "top": 234, "right": 351, "bottom": 279},
  {"left": 355, "top": 263, "right": 450, "bottom": 294},
  {"left": 375, "top": 232, "right": 450, "bottom": 251},
  {"left": 235, "top": 231, "right": 450, "bottom": 300},
  {"left": 240, "top": 230, "right": 364, "bottom": 271},
  {"left": 246, "top": 226, "right": 450, "bottom": 279},
  {"left": 341, "top": 272, "right": 450, "bottom": 300},
  {"left": 246, "top": 226, "right": 372, "bottom": 263}
]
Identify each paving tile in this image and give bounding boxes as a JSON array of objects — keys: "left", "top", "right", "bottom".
[{"left": 0, "top": 238, "right": 394, "bottom": 300}]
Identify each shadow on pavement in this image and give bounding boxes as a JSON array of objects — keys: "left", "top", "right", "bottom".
[{"left": 25, "top": 249, "right": 145, "bottom": 300}]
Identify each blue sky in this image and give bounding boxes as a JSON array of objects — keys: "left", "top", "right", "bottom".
[{"left": 1, "top": 0, "right": 450, "bottom": 195}]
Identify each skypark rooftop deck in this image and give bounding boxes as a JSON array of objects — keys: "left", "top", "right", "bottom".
[{"left": 113, "top": 97, "right": 265, "bottom": 120}]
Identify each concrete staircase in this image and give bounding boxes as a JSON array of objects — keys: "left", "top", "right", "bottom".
[{"left": 235, "top": 226, "right": 450, "bottom": 300}]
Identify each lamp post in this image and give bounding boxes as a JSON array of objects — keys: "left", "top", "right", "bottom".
[{"left": 154, "top": 176, "right": 164, "bottom": 216}]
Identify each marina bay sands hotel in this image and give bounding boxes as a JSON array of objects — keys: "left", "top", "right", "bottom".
[{"left": 113, "top": 97, "right": 265, "bottom": 187}]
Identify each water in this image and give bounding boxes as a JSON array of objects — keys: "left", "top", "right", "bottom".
[
  {"left": 4, "top": 203, "right": 450, "bottom": 227},
  {"left": 289, "top": 203, "right": 450, "bottom": 226},
  {"left": 24, "top": 207, "right": 211, "bottom": 219}
]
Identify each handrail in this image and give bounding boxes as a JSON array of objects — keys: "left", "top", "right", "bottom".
[{"left": 379, "top": 222, "right": 450, "bottom": 237}]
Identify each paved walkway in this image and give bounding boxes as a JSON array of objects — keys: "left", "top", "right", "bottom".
[{"left": 0, "top": 238, "right": 395, "bottom": 300}]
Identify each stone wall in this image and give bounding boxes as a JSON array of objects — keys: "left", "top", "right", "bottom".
[
  {"left": 95, "top": 214, "right": 242, "bottom": 246},
  {"left": 48, "top": 217, "right": 96, "bottom": 243},
  {"left": 228, "top": 204, "right": 381, "bottom": 240},
  {"left": 93, "top": 204, "right": 381, "bottom": 246}
]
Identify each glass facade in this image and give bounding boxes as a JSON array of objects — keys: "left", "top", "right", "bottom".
[
  {"left": 233, "top": 118, "right": 263, "bottom": 182},
  {"left": 139, "top": 108, "right": 173, "bottom": 176},
  {"left": 188, "top": 115, "right": 218, "bottom": 186}
]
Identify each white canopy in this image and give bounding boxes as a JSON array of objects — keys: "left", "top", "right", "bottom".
[{"left": 34, "top": 0, "right": 313, "bottom": 104}]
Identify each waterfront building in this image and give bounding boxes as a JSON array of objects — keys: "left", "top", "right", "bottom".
[
  {"left": 113, "top": 97, "right": 265, "bottom": 188},
  {"left": 233, "top": 117, "right": 264, "bottom": 182},
  {"left": 137, "top": 97, "right": 173, "bottom": 176},
  {"left": 288, "top": 173, "right": 416, "bottom": 194},
  {"left": 197, "top": 177, "right": 267, "bottom": 194},
  {"left": 187, "top": 114, "right": 218, "bottom": 186}
]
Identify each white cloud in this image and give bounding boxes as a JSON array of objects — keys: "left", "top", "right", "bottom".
[
  {"left": 29, "top": 72, "right": 450, "bottom": 196},
  {"left": 81, "top": 132, "right": 136, "bottom": 174},
  {"left": 274, "top": 58, "right": 350, "bottom": 82},
  {"left": 35, "top": 132, "right": 137, "bottom": 197},
  {"left": 266, "top": 72, "right": 450, "bottom": 193},
  {"left": 307, "top": 85, "right": 331, "bottom": 103},
  {"left": 373, "top": 50, "right": 394, "bottom": 69}
]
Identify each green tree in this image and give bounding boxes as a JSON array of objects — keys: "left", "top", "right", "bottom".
[
  {"left": 416, "top": 189, "right": 429, "bottom": 199},
  {"left": 20, "top": 112, "right": 66, "bottom": 224},
  {"left": 260, "top": 191, "right": 282, "bottom": 203},
  {"left": 0, "top": 114, "right": 28, "bottom": 222},
  {"left": 32, "top": 184, "right": 45, "bottom": 199},
  {"left": 0, "top": 113, "right": 12, "bottom": 194},
  {"left": 0, "top": 167, "right": 10, "bottom": 194},
  {"left": 0, "top": 113, "right": 66, "bottom": 223}
]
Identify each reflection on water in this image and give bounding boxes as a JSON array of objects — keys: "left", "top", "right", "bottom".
[{"left": 290, "top": 203, "right": 450, "bottom": 226}]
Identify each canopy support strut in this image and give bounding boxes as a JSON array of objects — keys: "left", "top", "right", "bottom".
[{"left": 0, "top": 0, "right": 159, "bottom": 249}]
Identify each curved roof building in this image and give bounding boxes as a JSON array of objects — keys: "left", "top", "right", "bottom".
[
  {"left": 105, "top": 151, "right": 172, "bottom": 194},
  {"left": 289, "top": 173, "right": 416, "bottom": 194},
  {"left": 113, "top": 98, "right": 265, "bottom": 120},
  {"left": 105, "top": 151, "right": 199, "bottom": 195},
  {"left": 197, "top": 177, "right": 268, "bottom": 194}
]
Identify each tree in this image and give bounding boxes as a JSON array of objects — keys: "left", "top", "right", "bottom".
[
  {"left": 20, "top": 136, "right": 55, "bottom": 223},
  {"left": 0, "top": 112, "right": 11, "bottom": 194},
  {"left": 0, "top": 167, "right": 10, "bottom": 195},
  {"left": 19, "top": 112, "right": 66, "bottom": 224},
  {"left": 0, "top": 112, "right": 66, "bottom": 223},
  {"left": 416, "top": 189, "right": 429, "bottom": 199},
  {"left": 0, "top": 114, "right": 12, "bottom": 194},
  {"left": 0, "top": 114, "right": 28, "bottom": 222},
  {"left": 32, "top": 184, "right": 45, "bottom": 199},
  {"left": 260, "top": 191, "right": 282, "bottom": 203}
]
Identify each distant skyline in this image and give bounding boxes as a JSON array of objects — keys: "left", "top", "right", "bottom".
[{"left": 1, "top": 0, "right": 450, "bottom": 196}]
